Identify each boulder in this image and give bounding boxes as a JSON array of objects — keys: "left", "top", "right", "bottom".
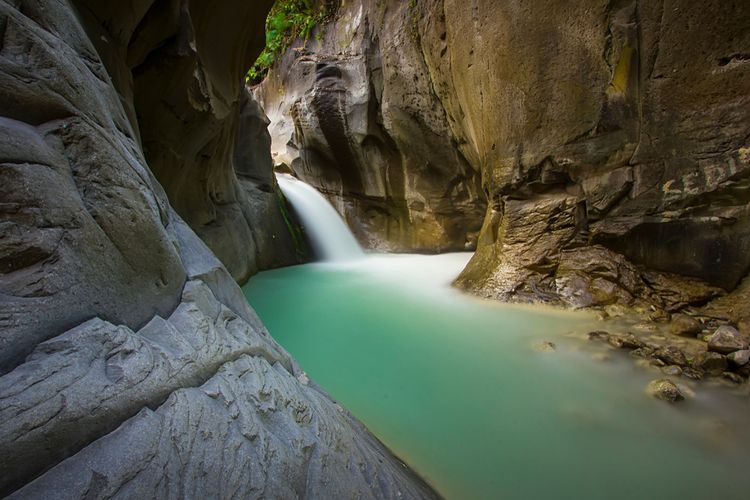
[
  {"left": 669, "top": 315, "right": 704, "bottom": 337},
  {"left": 727, "top": 350, "right": 750, "bottom": 367},
  {"left": 654, "top": 346, "right": 688, "bottom": 367},
  {"left": 692, "top": 352, "right": 729, "bottom": 377},
  {"left": 707, "top": 326, "right": 749, "bottom": 354},
  {"left": 646, "top": 379, "right": 685, "bottom": 403}
]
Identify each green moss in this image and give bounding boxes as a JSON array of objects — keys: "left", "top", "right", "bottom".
[{"left": 247, "top": 0, "right": 337, "bottom": 85}]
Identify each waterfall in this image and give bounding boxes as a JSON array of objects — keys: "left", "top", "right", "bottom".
[{"left": 275, "top": 174, "right": 364, "bottom": 261}]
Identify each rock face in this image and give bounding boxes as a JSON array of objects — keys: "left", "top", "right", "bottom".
[
  {"left": 262, "top": 0, "right": 750, "bottom": 325},
  {"left": 256, "top": 1, "right": 486, "bottom": 251},
  {"left": 0, "top": 1, "right": 435, "bottom": 498},
  {"left": 74, "top": 0, "right": 302, "bottom": 282},
  {"left": 424, "top": 0, "right": 750, "bottom": 314}
]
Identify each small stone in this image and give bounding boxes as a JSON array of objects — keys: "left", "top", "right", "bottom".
[
  {"left": 661, "top": 365, "right": 683, "bottom": 376},
  {"left": 692, "top": 351, "right": 728, "bottom": 376},
  {"left": 654, "top": 346, "right": 688, "bottom": 367},
  {"left": 532, "top": 341, "right": 556, "bottom": 352},
  {"left": 721, "top": 372, "right": 744, "bottom": 385},
  {"left": 727, "top": 350, "right": 750, "bottom": 367},
  {"left": 607, "top": 333, "right": 644, "bottom": 350},
  {"left": 646, "top": 379, "right": 685, "bottom": 403},
  {"left": 669, "top": 314, "right": 703, "bottom": 337},
  {"left": 707, "top": 325, "right": 749, "bottom": 354},
  {"left": 587, "top": 331, "right": 610, "bottom": 341}
]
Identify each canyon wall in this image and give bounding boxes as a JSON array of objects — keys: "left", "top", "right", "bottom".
[
  {"left": 263, "top": 0, "right": 750, "bottom": 326},
  {"left": 75, "top": 0, "right": 302, "bottom": 283},
  {"left": 0, "top": 0, "right": 434, "bottom": 497},
  {"left": 257, "top": 1, "right": 487, "bottom": 251}
]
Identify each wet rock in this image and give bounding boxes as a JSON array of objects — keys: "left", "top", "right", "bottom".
[
  {"left": 661, "top": 365, "right": 683, "bottom": 377},
  {"left": 692, "top": 352, "right": 729, "bottom": 377},
  {"left": 681, "top": 367, "right": 704, "bottom": 380},
  {"left": 707, "top": 326, "right": 749, "bottom": 354},
  {"left": 587, "top": 331, "right": 610, "bottom": 341},
  {"left": 532, "top": 341, "right": 557, "bottom": 352},
  {"left": 630, "top": 347, "right": 655, "bottom": 359},
  {"left": 669, "top": 315, "right": 703, "bottom": 337},
  {"left": 654, "top": 346, "right": 688, "bottom": 367},
  {"left": 727, "top": 349, "right": 750, "bottom": 367},
  {"left": 646, "top": 379, "right": 685, "bottom": 403},
  {"left": 607, "top": 333, "right": 645, "bottom": 350}
]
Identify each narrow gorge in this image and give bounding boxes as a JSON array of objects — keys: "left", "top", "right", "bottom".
[{"left": 1, "top": 1, "right": 749, "bottom": 499}]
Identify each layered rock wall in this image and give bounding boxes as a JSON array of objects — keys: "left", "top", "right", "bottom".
[{"left": 0, "top": 1, "right": 435, "bottom": 497}]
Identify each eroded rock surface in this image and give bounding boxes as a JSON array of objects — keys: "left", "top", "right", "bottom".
[
  {"left": 75, "top": 0, "right": 302, "bottom": 282},
  {"left": 0, "top": 1, "right": 435, "bottom": 498},
  {"left": 257, "top": 1, "right": 486, "bottom": 251}
]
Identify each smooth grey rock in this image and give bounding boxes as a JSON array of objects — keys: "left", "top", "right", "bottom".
[
  {"left": 727, "top": 349, "right": 750, "bottom": 367},
  {"left": 707, "top": 325, "right": 749, "bottom": 354},
  {"left": 0, "top": 280, "right": 296, "bottom": 495},
  {"left": 9, "top": 355, "right": 436, "bottom": 500}
]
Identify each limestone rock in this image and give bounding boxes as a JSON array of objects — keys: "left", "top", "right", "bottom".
[
  {"left": 692, "top": 352, "right": 729, "bottom": 377},
  {"left": 727, "top": 350, "right": 750, "bottom": 367},
  {"left": 646, "top": 379, "right": 685, "bottom": 403},
  {"left": 654, "top": 346, "right": 688, "bottom": 367},
  {"left": 669, "top": 315, "right": 704, "bottom": 337},
  {"left": 707, "top": 326, "right": 749, "bottom": 354}
]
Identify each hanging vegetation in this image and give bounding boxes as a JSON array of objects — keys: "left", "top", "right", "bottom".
[{"left": 247, "top": 0, "right": 336, "bottom": 85}]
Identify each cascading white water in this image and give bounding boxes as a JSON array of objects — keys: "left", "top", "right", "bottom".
[{"left": 275, "top": 174, "right": 364, "bottom": 261}]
